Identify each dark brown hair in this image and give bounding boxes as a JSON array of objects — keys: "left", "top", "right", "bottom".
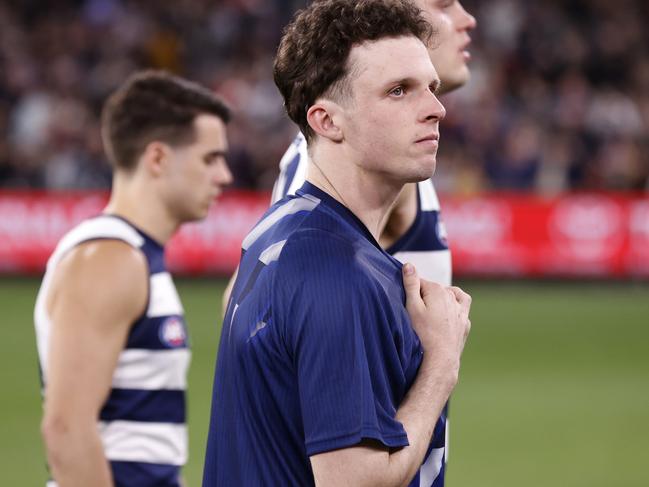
[
  {"left": 273, "top": 0, "right": 432, "bottom": 142},
  {"left": 101, "top": 70, "right": 231, "bottom": 170}
]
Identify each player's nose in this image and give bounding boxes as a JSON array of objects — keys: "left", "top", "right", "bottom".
[
  {"left": 214, "top": 161, "right": 234, "bottom": 186},
  {"left": 423, "top": 93, "right": 446, "bottom": 122},
  {"left": 458, "top": 2, "right": 477, "bottom": 31}
]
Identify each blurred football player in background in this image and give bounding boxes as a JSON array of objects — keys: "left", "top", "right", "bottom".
[{"left": 35, "top": 70, "right": 232, "bottom": 487}]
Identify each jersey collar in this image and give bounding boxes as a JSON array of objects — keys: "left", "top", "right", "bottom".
[{"left": 296, "top": 181, "right": 384, "bottom": 252}]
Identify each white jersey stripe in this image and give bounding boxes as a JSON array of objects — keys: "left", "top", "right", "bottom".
[
  {"left": 99, "top": 420, "right": 188, "bottom": 465},
  {"left": 419, "top": 447, "right": 445, "bottom": 486},
  {"left": 112, "top": 349, "right": 190, "bottom": 390},
  {"left": 271, "top": 137, "right": 302, "bottom": 202},
  {"left": 393, "top": 249, "right": 452, "bottom": 287},
  {"left": 147, "top": 272, "right": 184, "bottom": 317},
  {"left": 259, "top": 240, "right": 288, "bottom": 265},
  {"left": 242, "top": 195, "right": 320, "bottom": 250},
  {"left": 49, "top": 217, "right": 144, "bottom": 269},
  {"left": 286, "top": 141, "right": 309, "bottom": 196},
  {"left": 418, "top": 180, "right": 441, "bottom": 211},
  {"left": 445, "top": 418, "right": 450, "bottom": 461}
]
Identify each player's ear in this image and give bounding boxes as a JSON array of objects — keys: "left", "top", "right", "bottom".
[
  {"left": 141, "top": 141, "right": 171, "bottom": 177},
  {"left": 307, "top": 100, "right": 343, "bottom": 143}
]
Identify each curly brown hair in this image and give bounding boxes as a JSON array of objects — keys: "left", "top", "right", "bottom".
[
  {"left": 101, "top": 70, "right": 231, "bottom": 171},
  {"left": 273, "top": 0, "right": 432, "bottom": 142}
]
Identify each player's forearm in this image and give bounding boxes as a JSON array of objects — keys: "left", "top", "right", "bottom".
[
  {"left": 312, "top": 357, "right": 456, "bottom": 487},
  {"left": 42, "top": 417, "right": 113, "bottom": 487},
  {"left": 387, "top": 356, "right": 457, "bottom": 486}
]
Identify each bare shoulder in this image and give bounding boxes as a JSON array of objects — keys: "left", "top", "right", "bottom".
[{"left": 48, "top": 239, "right": 148, "bottom": 322}]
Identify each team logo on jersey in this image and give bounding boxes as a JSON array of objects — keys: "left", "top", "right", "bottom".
[
  {"left": 159, "top": 317, "right": 187, "bottom": 348},
  {"left": 436, "top": 217, "right": 449, "bottom": 248}
]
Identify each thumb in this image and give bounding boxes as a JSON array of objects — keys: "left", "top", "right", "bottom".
[{"left": 402, "top": 263, "right": 421, "bottom": 307}]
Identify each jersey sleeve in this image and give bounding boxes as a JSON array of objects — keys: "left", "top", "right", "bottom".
[{"left": 275, "top": 231, "right": 411, "bottom": 456}]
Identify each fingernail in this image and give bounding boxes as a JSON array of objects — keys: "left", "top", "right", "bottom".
[{"left": 403, "top": 263, "right": 414, "bottom": 275}]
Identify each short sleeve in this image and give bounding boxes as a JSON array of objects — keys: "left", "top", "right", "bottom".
[{"left": 276, "top": 231, "right": 411, "bottom": 456}]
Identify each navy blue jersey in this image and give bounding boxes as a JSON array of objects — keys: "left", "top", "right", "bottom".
[
  {"left": 35, "top": 215, "right": 190, "bottom": 487},
  {"left": 203, "top": 182, "right": 446, "bottom": 486}
]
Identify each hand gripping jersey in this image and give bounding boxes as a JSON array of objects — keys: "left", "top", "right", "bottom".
[
  {"left": 268, "top": 133, "right": 452, "bottom": 487},
  {"left": 203, "top": 182, "right": 447, "bottom": 487},
  {"left": 34, "top": 215, "right": 190, "bottom": 487}
]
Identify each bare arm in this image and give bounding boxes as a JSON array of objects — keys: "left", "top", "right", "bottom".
[
  {"left": 41, "top": 241, "right": 148, "bottom": 487},
  {"left": 310, "top": 264, "right": 471, "bottom": 487}
]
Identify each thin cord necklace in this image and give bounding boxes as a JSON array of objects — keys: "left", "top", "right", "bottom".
[{"left": 311, "top": 158, "right": 349, "bottom": 209}]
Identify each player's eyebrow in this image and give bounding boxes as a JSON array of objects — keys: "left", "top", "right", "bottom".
[
  {"left": 383, "top": 77, "right": 417, "bottom": 89},
  {"left": 204, "top": 149, "right": 228, "bottom": 160},
  {"left": 383, "top": 76, "right": 442, "bottom": 94}
]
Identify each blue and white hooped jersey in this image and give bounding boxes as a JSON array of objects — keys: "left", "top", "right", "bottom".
[
  {"left": 34, "top": 215, "right": 190, "bottom": 487},
  {"left": 272, "top": 132, "right": 452, "bottom": 287}
]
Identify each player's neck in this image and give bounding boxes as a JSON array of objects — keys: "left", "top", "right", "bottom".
[
  {"left": 307, "top": 151, "right": 402, "bottom": 242},
  {"left": 378, "top": 183, "right": 418, "bottom": 248},
  {"left": 104, "top": 174, "right": 179, "bottom": 245}
]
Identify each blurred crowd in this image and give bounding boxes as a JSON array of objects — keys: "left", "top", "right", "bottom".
[
  {"left": 440, "top": 0, "right": 649, "bottom": 194},
  {"left": 0, "top": 0, "right": 648, "bottom": 193}
]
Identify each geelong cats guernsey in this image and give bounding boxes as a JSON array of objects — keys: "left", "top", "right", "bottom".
[
  {"left": 34, "top": 215, "right": 190, "bottom": 487},
  {"left": 204, "top": 182, "right": 446, "bottom": 487}
]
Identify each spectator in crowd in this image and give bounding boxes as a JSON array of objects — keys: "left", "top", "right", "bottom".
[{"left": 0, "top": 0, "right": 647, "bottom": 192}]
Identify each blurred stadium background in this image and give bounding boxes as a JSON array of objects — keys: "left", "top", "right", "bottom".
[{"left": 1, "top": 0, "right": 648, "bottom": 486}]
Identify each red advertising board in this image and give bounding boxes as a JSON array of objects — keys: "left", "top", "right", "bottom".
[
  {"left": 0, "top": 190, "right": 647, "bottom": 278},
  {"left": 0, "top": 190, "right": 269, "bottom": 275},
  {"left": 442, "top": 193, "right": 648, "bottom": 278}
]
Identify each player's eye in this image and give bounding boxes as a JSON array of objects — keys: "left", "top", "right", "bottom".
[
  {"left": 203, "top": 156, "right": 217, "bottom": 166},
  {"left": 389, "top": 86, "right": 405, "bottom": 97}
]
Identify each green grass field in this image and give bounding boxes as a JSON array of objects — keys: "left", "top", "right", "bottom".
[{"left": 2, "top": 277, "right": 648, "bottom": 486}]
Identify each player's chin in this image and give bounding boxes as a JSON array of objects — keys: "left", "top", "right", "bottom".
[
  {"left": 198, "top": 203, "right": 213, "bottom": 220},
  {"left": 407, "top": 156, "right": 437, "bottom": 182},
  {"left": 451, "top": 65, "right": 471, "bottom": 88},
  {"left": 440, "top": 65, "right": 470, "bottom": 93},
  {"left": 185, "top": 204, "right": 211, "bottom": 222}
]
